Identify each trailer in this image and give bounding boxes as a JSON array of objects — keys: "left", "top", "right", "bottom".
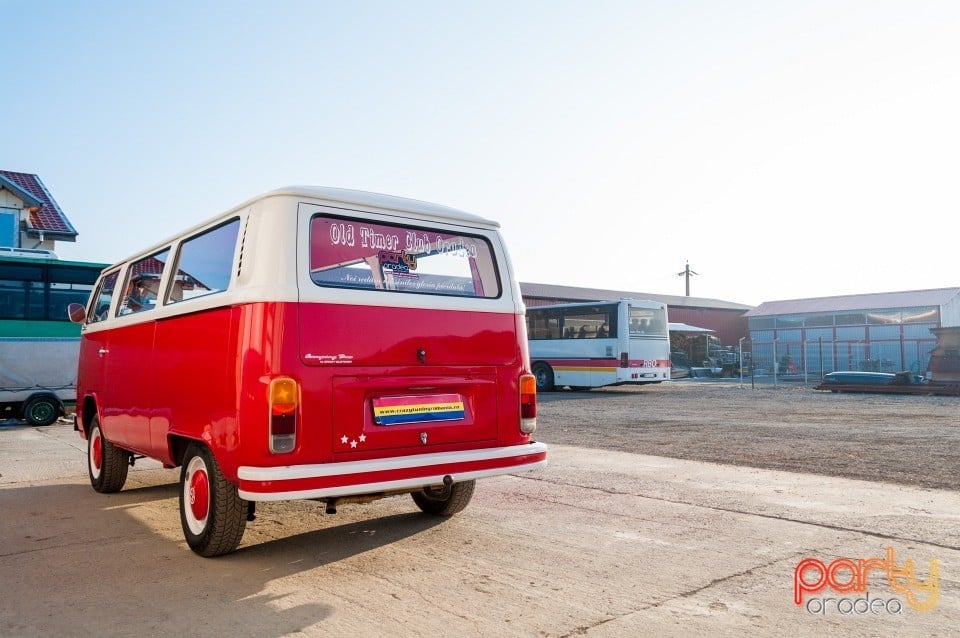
[{"left": 0, "top": 337, "right": 79, "bottom": 425}]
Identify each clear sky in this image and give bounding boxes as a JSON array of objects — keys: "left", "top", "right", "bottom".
[{"left": 3, "top": 1, "right": 958, "bottom": 306}]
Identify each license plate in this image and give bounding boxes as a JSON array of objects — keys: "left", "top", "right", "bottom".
[{"left": 372, "top": 394, "right": 466, "bottom": 426}]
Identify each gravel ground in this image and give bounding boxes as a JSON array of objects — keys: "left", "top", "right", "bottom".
[{"left": 536, "top": 380, "right": 960, "bottom": 491}]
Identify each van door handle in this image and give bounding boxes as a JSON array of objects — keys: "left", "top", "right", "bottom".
[{"left": 98, "top": 348, "right": 109, "bottom": 357}]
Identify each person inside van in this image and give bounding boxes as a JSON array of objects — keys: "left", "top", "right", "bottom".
[{"left": 124, "top": 280, "right": 153, "bottom": 314}]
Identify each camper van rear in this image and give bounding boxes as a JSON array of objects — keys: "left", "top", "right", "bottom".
[{"left": 71, "top": 187, "right": 546, "bottom": 556}]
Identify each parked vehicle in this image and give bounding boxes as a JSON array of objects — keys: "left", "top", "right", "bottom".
[
  {"left": 815, "top": 370, "right": 937, "bottom": 394},
  {"left": 527, "top": 299, "right": 671, "bottom": 391},
  {"left": 820, "top": 371, "right": 924, "bottom": 386},
  {"left": 0, "top": 254, "right": 106, "bottom": 425},
  {"left": 70, "top": 186, "right": 547, "bottom": 556}
]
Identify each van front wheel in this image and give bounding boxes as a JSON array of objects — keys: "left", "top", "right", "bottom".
[
  {"left": 88, "top": 417, "right": 129, "bottom": 493},
  {"left": 411, "top": 479, "right": 475, "bottom": 516},
  {"left": 179, "top": 443, "right": 247, "bottom": 557}
]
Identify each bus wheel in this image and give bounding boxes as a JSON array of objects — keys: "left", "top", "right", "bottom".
[
  {"left": 23, "top": 396, "right": 60, "bottom": 427},
  {"left": 533, "top": 362, "right": 555, "bottom": 392},
  {"left": 88, "top": 416, "right": 129, "bottom": 493},
  {"left": 179, "top": 443, "right": 247, "bottom": 557},
  {"left": 411, "top": 479, "right": 475, "bottom": 516}
]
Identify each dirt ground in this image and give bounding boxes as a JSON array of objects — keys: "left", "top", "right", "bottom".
[
  {"left": 3, "top": 383, "right": 959, "bottom": 636},
  {"left": 537, "top": 380, "right": 960, "bottom": 491}
]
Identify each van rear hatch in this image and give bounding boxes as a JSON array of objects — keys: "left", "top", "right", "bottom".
[
  {"left": 300, "top": 210, "right": 520, "bottom": 457},
  {"left": 299, "top": 303, "right": 519, "bottom": 456}
]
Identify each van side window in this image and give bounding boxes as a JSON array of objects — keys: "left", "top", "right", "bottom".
[
  {"left": 309, "top": 215, "right": 501, "bottom": 298},
  {"left": 165, "top": 218, "right": 240, "bottom": 305},
  {"left": 118, "top": 249, "right": 170, "bottom": 316},
  {"left": 88, "top": 270, "right": 120, "bottom": 323}
]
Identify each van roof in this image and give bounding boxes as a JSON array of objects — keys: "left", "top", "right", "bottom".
[
  {"left": 244, "top": 186, "right": 500, "bottom": 228},
  {"left": 97, "top": 186, "right": 504, "bottom": 273}
]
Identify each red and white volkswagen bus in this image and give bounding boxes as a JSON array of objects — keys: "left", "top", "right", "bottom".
[{"left": 70, "top": 186, "right": 546, "bottom": 556}]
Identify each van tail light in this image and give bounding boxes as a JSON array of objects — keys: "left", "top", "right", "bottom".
[
  {"left": 620, "top": 352, "right": 629, "bottom": 368},
  {"left": 519, "top": 374, "right": 537, "bottom": 434},
  {"left": 269, "top": 377, "right": 299, "bottom": 453}
]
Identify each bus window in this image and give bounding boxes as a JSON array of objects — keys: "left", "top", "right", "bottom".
[
  {"left": 629, "top": 307, "right": 667, "bottom": 337},
  {"left": 527, "top": 309, "right": 561, "bottom": 340},
  {"left": 49, "top": 265, "right": 99, "bottom": 322},
  {"left": 0, "top": 262, "right": 42, "bottom": 320},
  {"left": 562, "top": 306, "right": 617, "bottom": 339}
]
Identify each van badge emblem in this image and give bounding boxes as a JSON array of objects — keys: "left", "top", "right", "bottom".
[
  {"left": 305, "top": 353, "right": 354, "bottom": 364},
  {"left": 420, "top": 432, "right": 428, "bottom": 444}
]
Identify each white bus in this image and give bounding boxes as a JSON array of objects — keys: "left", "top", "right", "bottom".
[{"left": 526, "top": 298, "right": 671, "bottom": 391}]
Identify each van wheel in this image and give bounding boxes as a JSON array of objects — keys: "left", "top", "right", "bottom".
[
  {"left": 179, "top": 443, "right": 247, "bottom": 557},
  {"left": 23, "top": 396, "right": 60, "bottom": 427},
  {"left": 532, "top": 362, "right": 555, "bottom": 392},
  {"left": 88, "top": 416, "right": 129, "bottom": 493},
  {"left": 411, "top": 479, "right": 475, "bottom": 516}
]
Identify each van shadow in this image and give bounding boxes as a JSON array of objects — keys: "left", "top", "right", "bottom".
[{"left": 0, "top": 481, "right": 443, "bottom": 637}]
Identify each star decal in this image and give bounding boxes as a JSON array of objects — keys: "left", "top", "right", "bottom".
[
  {"left": 350, "top": 440, "right": 358, "bottom": 448},
  {"left": 340, "top": 435, "right": 349, "bottom": 444},
  {"left": 359, "top": 434, "right": 367, "bottom": 442}
]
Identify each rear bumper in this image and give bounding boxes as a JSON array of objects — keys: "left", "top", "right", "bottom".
[{"left": 237, "top": 441, "right": 548, "bottom": 501}]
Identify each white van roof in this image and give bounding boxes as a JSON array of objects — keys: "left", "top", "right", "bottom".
[{"left": 243, "top": 186, "right": 500, "bottom": 228}]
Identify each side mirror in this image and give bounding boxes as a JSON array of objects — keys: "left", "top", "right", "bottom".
[{"left": 67, "top": 303, "right": 87, "bottom": 324}]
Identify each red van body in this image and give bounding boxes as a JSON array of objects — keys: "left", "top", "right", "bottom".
[{"left": 72, "top": 187, "right": 546, "bottom": 556}]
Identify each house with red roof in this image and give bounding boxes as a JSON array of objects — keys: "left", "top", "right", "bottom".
[{"left": 0, "top": 170, "right": 78, "bottom": 254}]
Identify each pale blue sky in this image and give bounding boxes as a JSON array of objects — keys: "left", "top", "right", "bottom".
[{"left": 3, "top": 1, "right": 958, "bottom": 305}]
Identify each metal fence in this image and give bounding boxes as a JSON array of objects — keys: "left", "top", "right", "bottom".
[{"left": 744, "top": 337, "right": 935, "bottom": 380}]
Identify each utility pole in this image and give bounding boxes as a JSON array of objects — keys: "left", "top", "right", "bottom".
[{"left": 676, "top": 261, "right": 698, "bottom": 296}]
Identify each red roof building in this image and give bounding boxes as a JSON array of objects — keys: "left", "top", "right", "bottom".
[{"left": 0, "top": 170, "right": 78, "bottom": 252}]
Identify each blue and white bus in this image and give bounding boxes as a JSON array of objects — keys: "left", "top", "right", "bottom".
[
  {"left": 0, "top": 251, "right": 106, "bottom": 425},
  {"left": 526, "top": 298, "right": 671, "bottom": 391}
]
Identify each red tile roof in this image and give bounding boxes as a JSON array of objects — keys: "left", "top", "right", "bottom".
[{"left": 0, "top": 170, "right": 78, "bottom": 240}]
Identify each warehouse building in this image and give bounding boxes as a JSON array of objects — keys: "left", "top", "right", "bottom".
[{"left": 743, "top": 288, "right": 960, "bottom": 376}]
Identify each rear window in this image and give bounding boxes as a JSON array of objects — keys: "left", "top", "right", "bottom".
[
  {"left": 309, "top": 215, "right": 501, "bottom": 298},
  {"left": 628, "top": 307, "right": 667, "bottom": 337}
]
